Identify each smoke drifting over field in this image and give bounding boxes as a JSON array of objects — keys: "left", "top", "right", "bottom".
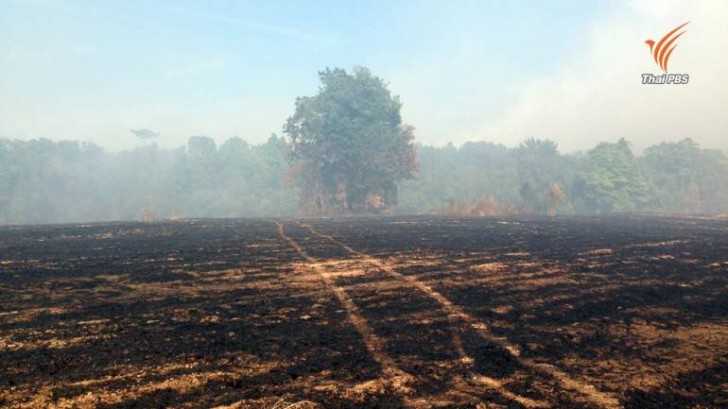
[
  {"left": 1, "top": 135, "right": 727, "bottom": 225},
  {"left": 1, "top": 2, "right": 727, "bottom": 225},
  {"left": 482, "top": 1, "right": 728, "bottom": 152}
]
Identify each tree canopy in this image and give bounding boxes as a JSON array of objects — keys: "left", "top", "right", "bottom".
[
  {"left": 284, "top": 67, "right": 416, "bottom": 214},
  {"left": 2, "top": 66, "right": 728, "bottom": 224},
  {"left": 1, "top": 134, "right": 727, "bottom": 224},
  {"left": 641, "top": 138, "right": 728, "bottom": 213},
  {"left": 572, "top": 139, "right": 653, "bottom": 213}
]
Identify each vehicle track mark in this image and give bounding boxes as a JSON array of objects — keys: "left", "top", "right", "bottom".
[
  {"left": 276, "top": 222, "right": 416, "bottom": 407},
  {"left": 299, "top": 222, "right": 622, "bottom": 409}
]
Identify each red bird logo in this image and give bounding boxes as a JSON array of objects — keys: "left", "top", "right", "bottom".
[{"left": 645, "top": 22, "right": 689, "bottom": 73}]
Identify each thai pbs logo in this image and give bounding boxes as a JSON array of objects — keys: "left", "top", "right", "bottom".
[{"left": 642, "top": 22, "right": 690, "bottom": 85}]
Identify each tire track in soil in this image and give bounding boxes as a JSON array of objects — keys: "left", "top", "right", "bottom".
[
  {"left": 287, "top": 222, "right": 551, "bottom": 409},
  {"left": 276, "top": 222, "right": 417, "bottom": 408},
  {"left": 299, "top": 222, "right": 623, "bottom": 409}
]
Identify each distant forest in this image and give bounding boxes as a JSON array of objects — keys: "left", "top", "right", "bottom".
[{"left": 1, "top": 136, "right": 726, "bottom": 225}]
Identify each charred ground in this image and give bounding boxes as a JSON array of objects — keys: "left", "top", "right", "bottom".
[{"left": 0, "top": 216, "right": 726, "bottom": 408}]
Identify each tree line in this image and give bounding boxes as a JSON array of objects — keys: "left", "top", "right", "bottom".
[
  {"left": 0, "top": 135, "right": 295, "bottom": 224},
  {"left": 1, "top": 67, "right": 726, "bottom": 224},
  {"left": 400, "top": 137, "right": 728, "bottom": 216},
  {"left": 1, "top": 135, "right": 726, "bottom": 225}
]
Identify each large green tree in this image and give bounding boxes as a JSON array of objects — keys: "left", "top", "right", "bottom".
[
  {"left": 640, "top": 138, "right": 728, "bottom": 213},
  {"left": 573, "top": 139, "right": 652, "bottom": 213},
  {"left": 284, "top": 67, "right": 417, "bottom": 214},
  {"left": 515, "top": 138, "right": 572, "bottom": 214}
]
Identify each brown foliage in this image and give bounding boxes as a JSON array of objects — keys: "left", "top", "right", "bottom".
[{"left": 437, "top": 196, "right": 517, "bottom": 217}]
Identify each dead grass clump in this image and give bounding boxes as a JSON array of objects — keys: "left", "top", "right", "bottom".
[
  {"left": 438, "top": 196, "right": 517, "bottom": 217},
  {"left": 268, "top": 397, "right": 320, "bottom": 409},
  {"left": 142, "top": 209, "right": 157, "bottom": 223},
  {"left": 581, "top": 248, "right": 614, "bottom": 256},
  {"left": 471, "top": 262, "right": 507, "bottom": 273},
  {"left": 212, "top": 396, "right": 320, "bottom": 409}
]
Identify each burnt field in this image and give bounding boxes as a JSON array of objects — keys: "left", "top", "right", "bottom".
[{"left": 0, "top": 216, "right": 726, "bottom": 409}]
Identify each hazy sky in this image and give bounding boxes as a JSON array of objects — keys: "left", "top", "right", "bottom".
[{"left": 1, "top": 0, "right": 726, "bottom": 152}]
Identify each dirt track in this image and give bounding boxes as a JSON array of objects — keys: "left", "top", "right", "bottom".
[{"left": 1, "top": 216, "right": 727, "bottom": 408}]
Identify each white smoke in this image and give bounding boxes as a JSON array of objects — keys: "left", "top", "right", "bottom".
[{"left": 481, "top": 0, "right": 728, "bottom": 152}]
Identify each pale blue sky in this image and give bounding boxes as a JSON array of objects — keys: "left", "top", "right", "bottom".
[{"left": 5, "top": 1, "right": 725, "bottom": 152}]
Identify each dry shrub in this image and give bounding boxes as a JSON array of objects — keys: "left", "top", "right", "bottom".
[
  {"left": 142, "top": 209, "right": 157, "bottom": 223},
  {"left": 366, "top": 192, "right": 385, "bottom": 210},
  {"left": 437, "top": 196, "right": 517, "bottom": 217},
  {"left": 547, "top": 182, "right": 566, "bottom": 216}
]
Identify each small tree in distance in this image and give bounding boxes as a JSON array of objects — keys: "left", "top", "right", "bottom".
[{"left": 283, "top": 67, "right": 417, "bottom": 215}]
